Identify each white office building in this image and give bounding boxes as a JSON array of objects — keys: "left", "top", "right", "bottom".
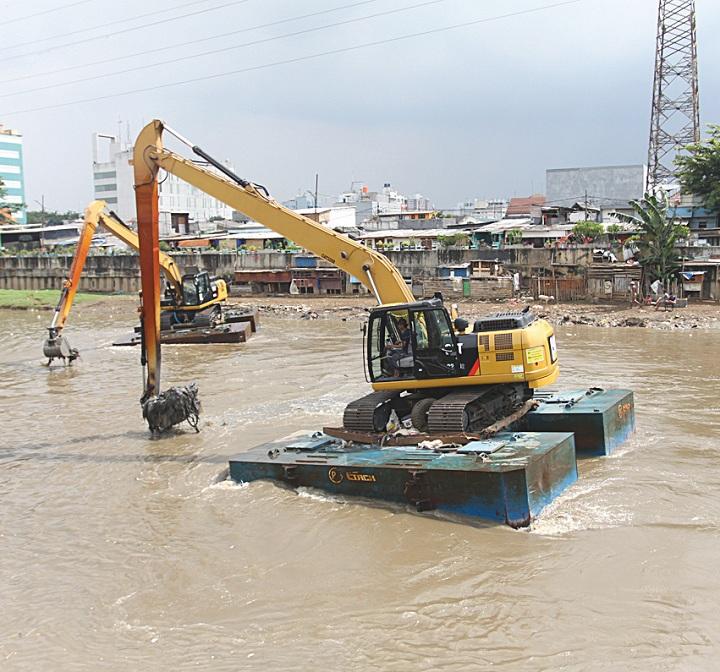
[
  {"left": 0, "top": 124, "right": 26, "bottom": 224},
  {"left": 92, "top": 133, "right": 233, "bottom": 236}
]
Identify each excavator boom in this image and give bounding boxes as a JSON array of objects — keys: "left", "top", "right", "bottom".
[
  {"left": 134, "top": 122, "right": 413, "bottom": 306},
  {"left": 133, "top": 119, "right": 414, "bottom": 401}
]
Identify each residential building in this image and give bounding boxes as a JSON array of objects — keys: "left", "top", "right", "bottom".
[
  {"left": 292, "top": 206, "right": 358, "bottom": 233},
  {"left": 360, "top": 228, "right": 449, "bottom": 251},
  {"left": 282, "top": 192, "right": 334, "bottom": 210},
  {"left": 506, "top": 194, "right": 546, "bottom": 223},
  {"left": 334, "top": 183, "right": 438, "bottom": 229},
  {"left": 371, "top": 210, "right": 447, "bottom": 232},
  {"left": 92, "top": 132, "right": 233, "bottom": 236},
  {"left": 670, "top": 199, "right": 720, "bottom": 247},
  {"left": 373, "top": 183, "right": 405, "bottom": 215},
  {"left": 0, "top": 222, "right": 83, "bottom": 248},
  {"left": 405, "top": 193, "right": 433, "bottom": 211},
  {"left": 454, "top": 198, "right": 508, "bottom": 221},
  {"left": 0, "top": 124, "right": 26, "bottom": 224}
]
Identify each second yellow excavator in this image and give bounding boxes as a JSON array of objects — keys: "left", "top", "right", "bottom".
[
  {"left": 133, "top": 120, "right": 559, "bottom": 435},
  {"left": 42, "top": 200, "right": 228, "bottom": 364}
]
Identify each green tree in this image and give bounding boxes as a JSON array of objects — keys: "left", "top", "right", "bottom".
[
  {"left": 675, "top": 124, "right": 720, "bottom": 210},
  {"left": 26, "top": 209, "right": 80, "bottom": 225},
  {"left": 437, "top": 232, "right": 469, "bottom": 248},
  {"left": 614, "top": 193, "right": 690, "bottom": 286},
  {"left": 572, "top": 220, "right": 604, "bottom": 241},
  {"left": 505, "top": 228, "right": 523, "bottom": 245},
  {"left": 0, "top": 179, "right": 22, "bottom": 225}
]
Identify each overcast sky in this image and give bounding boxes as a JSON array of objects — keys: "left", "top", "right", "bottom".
[{"left": 2, "top": 0, "right": 719, "bottom": 212}]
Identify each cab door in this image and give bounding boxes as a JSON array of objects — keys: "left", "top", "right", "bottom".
[{"left": 410, "top": 308, "right": 462, "bottom": 379}]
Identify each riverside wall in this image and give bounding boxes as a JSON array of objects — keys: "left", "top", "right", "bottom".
[
  {"left": 0, "top": 252, "right": 239, "bottom": 292},
  {"left": 0, "top": 246, "right": 716, "bottom": 295}
]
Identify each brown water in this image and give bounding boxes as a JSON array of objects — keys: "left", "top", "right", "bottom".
[{"left": 1, "top": 306, "right": 719, "bottom": 671}]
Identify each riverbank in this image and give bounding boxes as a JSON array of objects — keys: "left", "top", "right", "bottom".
[
  {"left": 235, "top": 295, "right": 720, "bottom": 330},
  {"left": 0, "top": 288, "right": 130, "bottom": 310},
  {"left": 2, "top": 289, "right": 716, "bottom": 330}
]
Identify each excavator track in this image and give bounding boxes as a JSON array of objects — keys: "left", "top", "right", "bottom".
[
  {"left": 427, "top": 384, "right": 528, "bottom": 434},
  {"left": 343, "top": 391, "right": 400, "bottom": 433}
]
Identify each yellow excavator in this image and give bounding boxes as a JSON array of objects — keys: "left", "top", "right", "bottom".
[
  {"left": 133, "top": 120, "right": 559, "bottom": 433},
  {"left": 42, "top": 199, "right": 228, "bottom": 364}
]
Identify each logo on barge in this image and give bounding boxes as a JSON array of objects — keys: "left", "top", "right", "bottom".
[{"left": 327, "top": 468, "right": 377, "bottom": 484}]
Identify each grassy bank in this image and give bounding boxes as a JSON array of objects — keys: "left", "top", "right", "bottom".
[{"left": 0, "top": 289, "right": 116, "bottom": 309}]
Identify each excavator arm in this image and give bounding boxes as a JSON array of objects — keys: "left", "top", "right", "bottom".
[
  {"left": 44, "top": 200, "right": 186, "bottom": 359},
  {"left": 46, "top": 200, "right": 104, "bottom": 340},
  {"left": 43, "top": 199, "right": 187, "bottom": 364},
  {"left": 134, "top": 119, "right": 413, "bottom": 400}
]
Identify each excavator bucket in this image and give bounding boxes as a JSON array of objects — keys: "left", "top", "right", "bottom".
[
  {"left": 42, "top": 329, "right": 79, "bottom": 365},
  {"left": 142, "top": 384, "right": 201, "bottom": 433}
]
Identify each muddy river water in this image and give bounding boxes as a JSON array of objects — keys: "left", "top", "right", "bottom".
[{"left": 1, "top": 305, "right": 719, "bottom": 671}]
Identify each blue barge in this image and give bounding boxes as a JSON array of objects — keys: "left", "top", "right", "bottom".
[
  {"left": 525, "top": 388, "right": 635, "bottom": 456},
  {"left": 229, "top": 432, "right": 577, "bottom": 528},
  {"left": 228, "top": 388, "right": 634, "bottom": 527}
]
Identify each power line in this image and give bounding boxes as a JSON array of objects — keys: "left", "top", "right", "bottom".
[
  {"left": 7, "top": 0, "right": 450, "bottom": 96},
  {"left": 3, "top": 0, "right": 215, "bottom": 51},
  {"left": 2, "top": 0, "right": 251, "bottom": 58},
  {"left": 1, "top": 0, "right": 584, "bottom": 117},
  {"left": 3, "top": 0, "right": 92, "bottom": 26},
  {"left": 0, "top": 0, "right": 382, "bottom": 85}
]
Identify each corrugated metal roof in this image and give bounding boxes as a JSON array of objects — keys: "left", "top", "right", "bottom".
[
  {"left": 505, "top": 194, "right": 545, "bottom": 216},
  {"left": 360, "top": 228, "right": 449, "bottom": 239}
]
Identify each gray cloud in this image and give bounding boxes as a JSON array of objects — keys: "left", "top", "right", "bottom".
[{"left": 2, "top": 0, "right": 718, "bottom": 211}]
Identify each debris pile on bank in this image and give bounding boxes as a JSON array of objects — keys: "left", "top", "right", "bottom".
[{"left": 247, "top": 299, "right": 719, "bottom": 331}]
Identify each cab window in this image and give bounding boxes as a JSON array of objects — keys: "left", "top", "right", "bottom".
[
  {"left": 411, "top": 309, "right": 459, "bottom": 378},
  {"left": 367, "top": 310, "right": 413, "bottom": 381},
  {"left": 183, "top": 277, "right": 199, "bottom": 305}
]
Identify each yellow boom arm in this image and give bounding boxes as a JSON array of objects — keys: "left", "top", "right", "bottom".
[
  {"left": 134, "top": 119, "right": 413, "bottom": 398},
  {"left": 48, "top": 200, "right": 184, "bottom": 334}
]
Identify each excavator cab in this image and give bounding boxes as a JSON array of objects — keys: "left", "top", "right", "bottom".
[
  {"left": 352, "top": 299, "right": 561, "bottom": 435},
  {"left": 181, "top": 271, "right": 215, "bottom": 307},
  {"left": 367, "top": 298, "right": 461, "bottom": 382}
]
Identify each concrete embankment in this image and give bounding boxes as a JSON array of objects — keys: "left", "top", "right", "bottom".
[
  {"left": 0, "top": 252, "right": 239, "bottom": 292},
  {"left": 0, "top": 247, "right": 598, "bottom": 293},
  {"left": 1, "top": 247, "right": 718, "bottom": 303}
]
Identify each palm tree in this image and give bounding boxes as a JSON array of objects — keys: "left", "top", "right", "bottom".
[{"left": 613, "top": 193, "right": 689, "bottom": 290}]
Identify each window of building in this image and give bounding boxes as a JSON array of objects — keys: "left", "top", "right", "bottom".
[
  {"left": 95, "top": 183, "right": 117, "bottom": 193},
  {"left": 94, "top": 171, "right": 117, "bottom": 180},
  {"left": 104, "top": 197, "right": 118, "bottom": 204}
]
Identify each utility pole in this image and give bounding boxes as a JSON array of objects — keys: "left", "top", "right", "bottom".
[
  {"left": 34, "top": 196, "right": 46, "bottom": 225},
  {"left": 314, "top": 173, "right": 319, "bottom": 214},
  {"left": 647, "top": 0, "right": 700, "bottom": 192}
]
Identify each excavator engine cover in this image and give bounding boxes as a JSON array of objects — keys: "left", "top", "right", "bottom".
[
  {"left": 473, "top": 311, "right": 537, "bottom": 332},
  {"left": 142, "top": 383, "right": 201, "bottom": 433}
]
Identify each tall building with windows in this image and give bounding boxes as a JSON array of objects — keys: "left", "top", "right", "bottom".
[
  {"left": 0, "top": 124, "right": 26, "bottom": 224},
  {"left": 92, "top": 132, "right": 233, "bottom": 236}
]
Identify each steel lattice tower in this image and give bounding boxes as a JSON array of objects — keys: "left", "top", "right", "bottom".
[{"left": 647, "top": 0, "right": 700, "bottom": 190}]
